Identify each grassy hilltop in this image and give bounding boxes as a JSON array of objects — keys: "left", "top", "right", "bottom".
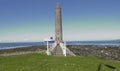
[{"left": 0, "top": 53, "right": 120, "bottom": 71}]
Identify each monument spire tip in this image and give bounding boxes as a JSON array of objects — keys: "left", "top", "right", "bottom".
[{"left": 56, "top": 2, "right": 60, "bottom": 8}]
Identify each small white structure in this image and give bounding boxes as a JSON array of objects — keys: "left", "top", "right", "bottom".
[
  {"left": 44, "top": 37, "right": 54, "bottom": 55},
  {"left": 60, "top": 42, "right": 66, "bottom": 56}
]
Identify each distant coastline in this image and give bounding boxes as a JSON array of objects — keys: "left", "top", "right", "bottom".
[
  {"left": 0, "top": 40, "right": 120, "bottom": 50},
  {"left": 0, "top": 45, "right": 120, "bottom": 61}
]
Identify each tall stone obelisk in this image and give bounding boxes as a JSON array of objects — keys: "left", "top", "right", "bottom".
[
  {"left": 48, "top": 3, "right": 75, "bottom": 56},
  {"left": 55, "top": 3, "right": 63, "bottom": 44}
]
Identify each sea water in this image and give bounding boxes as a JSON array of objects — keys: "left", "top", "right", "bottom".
[
  {"left": 0, "top": 41, "right": 120, "bottom": 50},
  {"left": 0, "top": 42, "right": 45, "bottom": 50}
]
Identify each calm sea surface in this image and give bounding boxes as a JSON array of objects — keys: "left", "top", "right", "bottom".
[{"left": 0, "top": 41, "right": 120, "bottom": 50}]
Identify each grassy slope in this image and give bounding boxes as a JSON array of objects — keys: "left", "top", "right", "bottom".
[{"left": 0, "top": 53, "right": 119, "bottom": 71}]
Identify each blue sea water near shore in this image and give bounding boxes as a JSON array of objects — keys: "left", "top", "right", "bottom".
[{"left": 0, "top": 40, "right": 120, "bottom": 50}]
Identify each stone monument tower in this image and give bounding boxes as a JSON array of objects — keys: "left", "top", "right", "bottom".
[
  {"left": 55, "top": 3, "right": 63, "bottom": 45},
  {"left": 47, "top": 3, "right": 75, "bottom": 56}
]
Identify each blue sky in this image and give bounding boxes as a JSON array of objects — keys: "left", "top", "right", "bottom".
[{"left": 0, "top": 0, "right": 120, "bottom": 42}]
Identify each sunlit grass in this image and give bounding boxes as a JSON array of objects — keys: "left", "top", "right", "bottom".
[{"left": 0, "top": 53, "right": 119, "bottom": 71}]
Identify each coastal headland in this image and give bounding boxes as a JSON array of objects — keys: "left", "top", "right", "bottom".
[{"left": 0, "top": 45, "right": 120, "bottom": 61}]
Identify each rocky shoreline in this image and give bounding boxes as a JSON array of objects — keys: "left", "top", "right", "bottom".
[
  {"left": 68, "top": 45, "right": 120, "bottom": 61},
  {"left": 0, "top": 45, "right": 120, "bottom": 61}
]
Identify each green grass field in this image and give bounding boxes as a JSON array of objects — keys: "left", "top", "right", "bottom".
[{"left": 0, "top": 53, "right": 119, "bottom": 71}]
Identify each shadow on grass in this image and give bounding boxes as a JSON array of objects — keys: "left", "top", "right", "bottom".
[{"left": 97, "top": 63, "right": 116, "bottom": 71}]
